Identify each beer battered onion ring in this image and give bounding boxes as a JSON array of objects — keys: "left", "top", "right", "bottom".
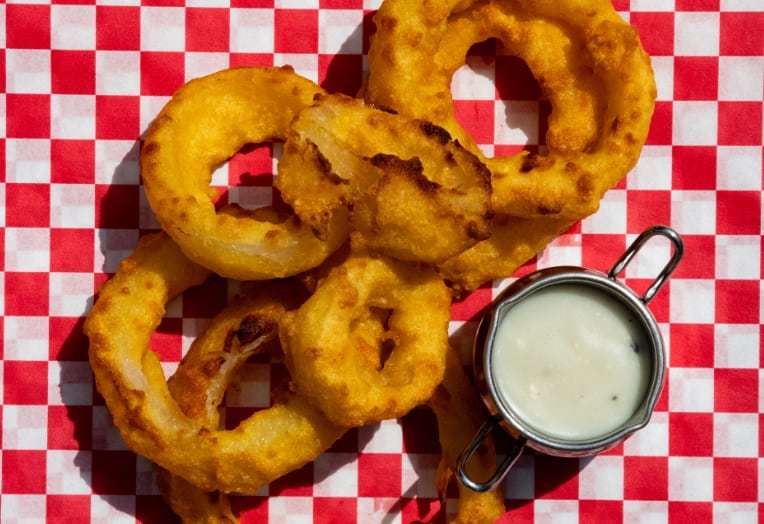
[
  {"left": 280, "top": 255, "right": 451, "bottom": 427},
  {"left": 366, "top": 0, "right": 656, "bottom": 219},
  {"left": 141, "top": 67, "right": 346, "bottom": 280},
  {"left": 84, "top": 233, "right": 345, "bottom": 493},
  {"left": 276, "top": 94, "right": 492, "bottom": 263}
]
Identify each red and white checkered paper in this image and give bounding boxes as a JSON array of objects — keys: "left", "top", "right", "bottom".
[{"left": 2, "top": 0, "right": 763, "bottom": 522}]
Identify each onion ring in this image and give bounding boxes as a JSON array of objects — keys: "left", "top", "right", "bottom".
[
  {"left": 366, "top": 0, "right": 655, "bottom": 219},
  {"left": 279, "top": 255, "right": 451, "bottom": 427},
  {"left": 84, "top": 233, "right": 345, "bottom": 493},
  {"left": 141, "top": 67, "right": 347, "bottom": 280},
  {"left": 276, "top": 94, "right": 492, "bottom": 263}
]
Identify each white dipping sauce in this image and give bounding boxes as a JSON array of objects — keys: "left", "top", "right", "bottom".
[{"left": 492, "top": 284, "right": 651, "bottom": 441}]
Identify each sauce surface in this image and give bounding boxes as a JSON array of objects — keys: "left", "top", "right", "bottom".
[{"left": 492, "top": 284, "right": 651, "bottom": 441}]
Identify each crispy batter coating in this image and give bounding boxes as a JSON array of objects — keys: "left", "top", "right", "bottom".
[
  {"left": 366, "top": 0, "right": 655, "bottom": 220},
  {"left": 84, "top": 233, "right": 345, "bottom": 493},
  {"left": 279, "top": 255, "right": 452, "bottom": 427},
  {"left": 141, "top": 67, "right": 346, "bottom": 280},
  {"left": 276, "top": 94, "right": 492, "bottom": 263}
]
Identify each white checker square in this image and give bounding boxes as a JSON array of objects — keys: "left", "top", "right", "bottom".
[
  {"left": 268, "top": 497, "right": 313, "bottom": 524},
  {"left": 714, "top": 324, "right": 759, "bottom": 369},
  {"left": 364, "top": 0, "right": 384, "bottom": 8},
  {"left": 230, "top": 9, "right": 274, "bottom": 53},
  {"left": 275, "top": 0, "right": 318, "bottom": 7},
  {"left": 670, "top": 279, "right": 715, "bottom": 324},
  {"left": 478, "top": 144, "right": 495, "bottom": 158},
  {"left": 94, "top": 229, "right": 140, "bottom": 274},
  {"left": 48, "top": 361, "right": 93, "bottom": 406},
  {"left": 46, "top": 450, "right": 92, "bottom": 494},
  {"left": 51, "top": 95, "right": 96, "bottom": 139},
  {"left": 716, "top": 235, "right": 760, "bottom": 279},
  {"left": 6, "top": 50, "right": 51, "bottom": 94},
  {"left": 0, "top": 495, "right": 46, "bottom": 524},
  {"left": 186, "top": 0, "right": 230, "bottom": 6},
  {"left": 5, "top": 228, "right": 50, "bottom": 272},
  {"left": 534, "top": 500, "right": 579, "bottom": 524},
  {"left": 624, "top": 411, "right": 669, "bottom": 456},
  {"left": 714, "top": 413, "right": 758, "bottom": 458},
  {"left": 651, "top": 56, "right": 674, "bottom": 102},
  {"left": 721, "top": 0, "right": 764, "bottom": 9},
  {"left": 2, "top": 405, "right": 47, "bottom": 450},
  {"left": 0, "top": 95, "right": 5, "bottom": 139},
  {"left": 671, "top": 191, "right": 716, "bottom": 235},
  {"left": 673, "top": 102, "right": 718, "bottom": 146},
  {"left": 140, "top": 7, "right": 185, "bottom": 52},
  {"left": 49, "top": 273, "right": 94, "bottom": 317},
  {"left": 4, "top": 316, "right": 49, "bottom": 361},
  {"left": 668, "top": 457, "right": 713, "bottom": 501},
  {"left": 625, "top": 232, "right": 673, "bottom": 278},
  {"left": 713, "top": 503, "right": 758, "bottom": 524},
  {"left": 401, "top": 454, "right": 438, "bottom": 498},
  {"left": 319, "top": 10, "right": 363, "bottom": 55},
  {"left": 719, "top": 57, "right": 763, "bottom": 101},
  {"left": 504, "top": 454, "right": 534, "bottom": 499},
  {"left": 452, "top": 58, "right": 496, "bottom": 101},
  {"left": 274, "top": 54, "right": 319, "bottom": 83},
  {"left": 623, "top": 501, "right": 668, "bottom": 524},
  {"left": 494, "top": 100, "right": 539, "bottom": 145},
  {"left": 50, "top": 183, "right": 95, "bottom": 228},
  {"left": 761, "top": 458, "right": 764, "bottom": 501},
  {"left": 717, "top": 147, "right": 762, "bottom": 191},
  {"left": 92, "top": 406, "right": 128, "bottom": 450},
  {"left": 95, "top": 140, "right": 140, "bottom": 185},
  {"left": 228, "top": 186, "right": 273, "bottom": 210},
  {"left": 669, "top": 367, "right": 714, "bottom": 412},
  {"left": 136, "top": 456, "right": 160, "bottom": 495},
  {"left": 211, "top": 162, "right": 229, "bottom": 187},
  {"left": 0, "top": 184, "right": 4, "bottom": 229},
  {"left": 95, "top": 51, "right": 140, "bottom": 95},
  {"left": 51, "top": 5, "right": 96, "bottom": 50},
  {"left": 582, "top": 190, "right": 627, "bottom": 233},
  {"left": 358, "top": 498, "right": 400, "bottom": 524},
  {"left": 537, "top": 234, "right": 582, "bottom": 268},
  {"left": 6, "top": 139, "right": 51, "bottom": 183},
  {"left": 579, "top": 456, "right": 624, "bottom": 500},
  {"left": 185, "top": 52, "right": 230, "bottom": 82},
  {"left": 224, "top": 363, "right": 270, "bottom": 407},
  {"left": 359, "top": 419, "right": 403, "bottom": 453},
  {"left": 165, "top": 293, "right": 183, "bottom": 318},
  {"left": 631, "top": 0, "right": 675, "bottom": 10},
  {"left": 0, "top": 5, "right": 4, "bottom": 48},
  {"left": 91, "top": 495, "right": 135, "bottom": 524},
  {"left": 313, "top": 453, "right": 359, "bottom": 497},
  {"left": 627, "top": 146, "right": 672, "bottom": 190},
  {"left": 675, "top": 12, "right": 720, "bottom": 56},
  {"left": 140, "top": 96, "right": 171, "bottom": 137}
]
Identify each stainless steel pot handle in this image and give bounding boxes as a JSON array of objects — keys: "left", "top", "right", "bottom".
[
  {"left": 608, "top": 225, "right": 684, "bottom": 304},
  {"left": 456, "top": 416, "right": 525, "bottom": 493}
]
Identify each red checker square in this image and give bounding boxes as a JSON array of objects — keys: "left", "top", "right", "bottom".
[
  {"left": 580, "top": 501, "right": 623, "bottom": 522},
  {"left": 627, "top": 190, "right": 670, "bottom": 234},
  {"left": 150, "top": 318, "right": 183, "bottom": 362},
  {"left": 51, "top": 229, "right": 94, "bottom": 273},
  {"left": 625, "top": 279, "right": 669, "bottom": 322},
  {"left": 718, "top": 102, "right": 762, "bottom": 146},
  {"left": 6, "top": 94, "right": 50, "bottom": 139},
  {"left": 669, "top": 413, "right": 713, "bottom": 456},
  {"left": 92, "top": 450, "right": 137, "bottom": 494},
  {"left": 50, "top": 317, "right": 89, "bottom": 361},
  {"left": 2, "top": 451, "right": 47, "bottom": 493},
  {"left": 230, "top": 496, "right": 269, "bottom": 522},
  {"left": 669, "top": 502, "right": 712, "bottom": 522},
  {"left": 495, "top": 56, "right": 541, "bottom": 101},
  {"left": 453, "top": 100, "right": 495, "bottom": 145},
  {"left": 401, "top": 408, "right": 440, "bottom": 454},
  {"left": 362, "top": 11, "right": 377, "bottom": 54},
  {"left": 582, "top": 234, "right": 626, "bottom": 272},
  {"left": 715, "top": 280, "right": 759, "bottom": 324},
  {"left": 672, "top": 146, "right": 716, "bottom": 191},
  {"left": 6, "top": 5, "right": 51, "bottom": 49},
  {"left": 52, "top": 51, "right": 96, "bottom": 95},
  {"left": 47, "top": 495, "right": 91, "bottom": 524},
  {"left": 135, "top": 496, "right": 179, "bottom": 524},
  {"left": 0, "top": 51, "right": 5, "bottom": 94},
  {"left": 142, "top": 0, "right": 184, "bottom": 5},
  {"left": 670, "top": 324, "right": 713, "bottom": 368},
  {"left": 451, "top": 285, "right": 491, "bottom": 321},
  {"left": 48, "top": 405, "right": 92, "bottom": 450},
  {"left": 320, "top": 0, "right": 363, "bottom": 7},
  {"left": 140, "top": 52, "right": 185, "bottom": 97},
  {"left": 319, "top": 54, "right": 363, "bottom": 97},
  {"left": 274, "top": 10, "right": 318, "bottom": 53},
  {"left": 401, "top": 497, "right": 441, "bottom": 523},
  {"left": 720, "top": 13, "right": 764, "bottom": 56},
  {"left": 672, "top": 235, "right": 715, "bottom": 279},
  {"left": 358, "top": 453, "right": 402, "bottom": 497},
  {"left": 673, "top": 57, "right": 718, "bottom": 101},
  {"left": 182, "top": 276, "right": 228, "bottom": 318},
  {"left": 268, "top": 462, "right": 314, "bottom": 496},
  {"left": 6, "top": 183, "right": 50, "bottom": 227},
  {"left": 676, "top": 0, "right": 719, "bottom": 8},
  {"left": 534, "top": 456, "right": 580, "bottom": 500},
  {"left": 186, "top": 8, "right": 230, "bottom": 52},
  {"left": 229, "top": 143, "right": 274, "bottom": 187},
  {"left": 326, "top": 427, "right": 359, "bottom": 453},
  {"left": 6, "top": 272, "right": 49, "bottom": 316},
  {"left": 52, "top": 140, "right": 95, "bottom": 184},
  {"left": 716, "top": 191, "right": 761, "bottom": 234},
  {"left": 95, "top": 184, "right": 139, "bottom": 229},
  {"left": 646, "top": 102, "right": 672, "bottom": 145},
  {"left": 715, "top": 368, "right": 758, "bottom": 412},
  {"left": 96, "top": 6, "right": 140, "bottom": 50},
  {"left": 629, "top": 13, "right": 674, "bottom": 56},
  {"left": 623, "top": 457, "right": 668, "bottom": 500},
  {"left": 230, "top": 53, "right": 274, "bottom": 68},
  {"left": 96, "top": 96, "right": 140, "bottom": 140},
  {"left": 4, "top": 361, "right": 48, "bottom": 405},
  {"left": 499, "top": 501, "right": 535, "bottom": 523},
  {"left": 714, "top": 458, "right": 757, "bottom": 502}
]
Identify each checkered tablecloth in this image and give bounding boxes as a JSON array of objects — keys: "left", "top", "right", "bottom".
[{"left": 2, "top": 0, "right": 763, "bottom": 522}]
